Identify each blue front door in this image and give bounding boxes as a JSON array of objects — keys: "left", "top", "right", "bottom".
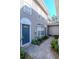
[{"left": 22, "top": 24, "right": 30, "bottom": 45}]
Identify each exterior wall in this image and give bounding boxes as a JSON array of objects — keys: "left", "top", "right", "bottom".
[
  {"left": 48, "top": 25, "right": 59, "bottom": 35},
  {"left": 55, "top": 0, "right": 59, "bottom": 17},
  {"left": 47, "top": 0, "right": 59, "bottom": 36},
  {"left": 20, "top": 0, "right": 24, "bottom": 8},
  {"left": 32, "top": 0, "right": 48, "bottom": 21},
  {"left": 24, "top": 0, "right": 32, "bottom": 5},
  {"left": 20, "top": 7, "right": 48, "bottom": 40},
  {"left": 20, "top": 0, "right": 49, "bottom": 40}
]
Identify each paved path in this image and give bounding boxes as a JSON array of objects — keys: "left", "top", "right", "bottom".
[{"left": 25, "top": 37, "right": 57, "bottom": 59}]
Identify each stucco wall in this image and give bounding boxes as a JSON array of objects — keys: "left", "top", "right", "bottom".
[{"left": 48, "top": 25, "right": 59, "bottom": 35}]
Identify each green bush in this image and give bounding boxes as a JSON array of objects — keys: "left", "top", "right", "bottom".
[
  {"left": 54, "top": 35, "right": 59, "bottom": 39},
  {"left": 51, "top": 39, "right": 59, "bottom": 53},
  {"left": 27, "top": 56, "right": 33, "bottom": 59},
  {"left": 31, "top": 39, "right": 40, "bottom": 45},
  {"left": 31, "top": 36, "right": 49, "bottom": 45},
  {"left": 20, "top": 47, "right": 25, "bottom": 59},
  {"left": 38, "top": 38, "right": 43, "bottom": 42},
  {"left": 42, "top": 36, "right": 49, "bottom": 40},
  {"left": 20, "top": 47, "right": 33, "bottom": 59}
]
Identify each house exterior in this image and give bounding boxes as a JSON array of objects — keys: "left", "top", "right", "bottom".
[
  {"left": 47, "top": 16, "right": 59, "bottom": 36},
  {"left": 48, "top": 0, "right": 59, "bottom": 36},
  {"left": 55, "top": 0, "right": 59, "bottom": 17},
  {"left": 48, "top": 24, "right": 59, "bottom": 35},
  {"left": 20, "top": 0, "right": 50, "bottom": 47}
]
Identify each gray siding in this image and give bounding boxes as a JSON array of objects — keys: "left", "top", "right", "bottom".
[
  {"left": 20, "top": 6, "right": 48, "bottom": 39},
  {"left": 48, "top": 25, "right": 59, "bottom": 35}
]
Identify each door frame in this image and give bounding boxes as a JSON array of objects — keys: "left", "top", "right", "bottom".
[{"left": 20, "top": 17, "right": 31, "bottom": 47}]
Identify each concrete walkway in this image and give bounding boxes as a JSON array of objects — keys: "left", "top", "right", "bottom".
[{"left": 25, "top": 37, "right": 58, "bottom": 59}]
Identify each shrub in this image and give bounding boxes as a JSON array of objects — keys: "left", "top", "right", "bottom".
[
  {"left": 31, "top": 36, "right": 49, "bottom": 45},
  {"left": 31, "top": 39, "right": 40, "bottom": 45},
  {"left": 20, "top": 47, "right": 33, "bottom": 59},
  {"left": 20, "top": 47, "right": 25, "bottom": 59},
  {"left": 51, "top": 39, "right": 59, "bottom": 53},
  {"left": 27, "top": 56, "right": 33, "bottom": 59},
  {"left": 38, "top": 38, "right": 43, "bottom": 42},
  {"left": 42, "top": 36, "right": 49, "bottom": 40},
  {"left": 54, "top": 35, "right": 59, "bottom": 39}
]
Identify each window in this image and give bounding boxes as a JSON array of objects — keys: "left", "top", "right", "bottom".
[
  {"left": 41, "top": 31, "right": 45, "bottom": 36},
  {"left": 36, "top": 25, "right": 45, "bottom": 38}
]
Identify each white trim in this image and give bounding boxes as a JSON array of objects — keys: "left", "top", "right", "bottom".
[
  {"left": 21, "top": 17, "right": 31, "bottom": 25},
  {"left": 37, "top": 26, "right": 41, "bottom": 37},
  {"left": 36, "top": 25, "right": 47, "bottom": 38},
  {"left": 20, "top": 17, "right": 31, "bottom": 47}
]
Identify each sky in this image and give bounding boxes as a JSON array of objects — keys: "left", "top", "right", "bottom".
[{"left": 44, "top": 0, "right": 56, "bottom": 16}]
